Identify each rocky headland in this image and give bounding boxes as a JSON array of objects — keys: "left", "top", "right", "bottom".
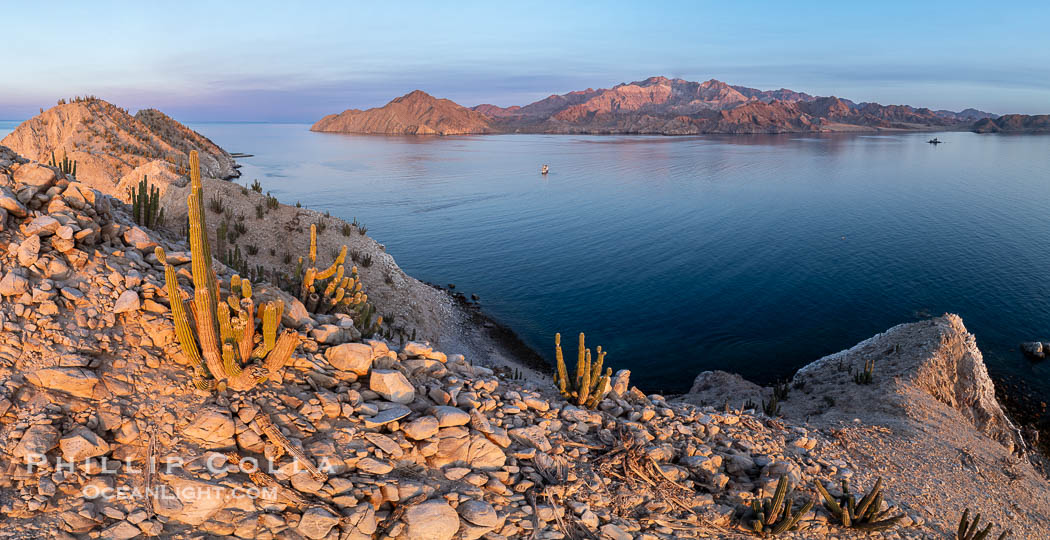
[
  {"left": 0, "top": 101, "right": 1047, "bottom": 539},
  {"left": 972, "top": 114, "right": 1050, "bottom": 133},
  {"left": 312, "top": 76, "right": 1006, "bottom": 136}
]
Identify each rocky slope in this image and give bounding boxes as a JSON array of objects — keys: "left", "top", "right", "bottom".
[
  {"left": 311, "top": 91, "right": 493, "bottom": 135},
  {"left": 972, "top": 114, "right": 1050, "bottom": 133},
  {"left": 315, "top": 76, "right": 1002, "bottom": 135},
  {"left": 0, "top": 98, "right": 238, "bottom": 199},
  {"left": 680, "top": 314, "right": 1050, "bottom": 537},
  {"left": 1, "top": 143, "right": 1047, "bottom": 539}
]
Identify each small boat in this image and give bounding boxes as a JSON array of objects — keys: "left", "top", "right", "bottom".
[
  {"left": 927, "top": 138, "right": 942, "bottom": 144},
  {"left": 541, "top": 164, "right": 549, "bottom": 175}
]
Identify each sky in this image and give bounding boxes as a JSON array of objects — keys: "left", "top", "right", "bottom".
[{"left": 2, "top": 1, "right": 1048, "bottom": 121}]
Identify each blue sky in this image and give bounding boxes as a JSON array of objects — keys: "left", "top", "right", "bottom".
[{"left": 2, "top": 1, "right": 1047, "bottom": 121}]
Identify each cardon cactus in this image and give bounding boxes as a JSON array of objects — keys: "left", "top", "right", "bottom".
[
  {"left": 554, "top": 332, "right": 612, "bottom": 409},
  {"left": 131, "top": 175, "right": 164, "bottom": 228},
  {"left": 815, "top": 477, "right": 904, "bottom": 531},
  {"left": 291, "top": 224, "right": 381, "bottom": 335},
  {"left": 157, "top": 150, "right": 299, "bottom": 391},
  {"left": 957, "top": 509, "right": 1009, "bottom": 540},
  {"left": 49, "top": 150, "right": 76, "bottom": 177},
  {"left": 748, "top": 475, "right": 814, "bottom": 536}
]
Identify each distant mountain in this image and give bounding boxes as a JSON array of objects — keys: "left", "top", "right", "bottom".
[
  {"left": 972, "top": 114, "right": 1050, "bottom": 133},
  {"left": 315, "top": 76, "right": 1008, "bottom": 135},
  {"left": 311, "top": 90, "right": 492, "bottom": 135}
]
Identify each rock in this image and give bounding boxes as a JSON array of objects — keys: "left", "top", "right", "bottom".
[
  {"left": 183, "top": 409, "right": 235, "bottom": 447},
  {"left": 99, "top": 520, "right": 141, "bottom": 540},
  {"left": 26, "top": 367, "right": 102, "bottom": 399},
  {"left": 13, "top": 424, "right": 59, "bottom": 463},
  {"left": 23, "top": 215, "right": 60, "bottom": 236},
  {"left": 122, "top": 227, "right": 155, "bottom": 251},
  {"left": 402, "top": 416, "right": 440, "bottom": 440},
  {"left": 326, "top": 342, "right": 374, "bottom": 374},
  {"left": 13, "top": 163, "right": 57, "bottom": 187},
  {"left": 509, "top": 425, "right": 553, "bottom": 452},
  {"left": 432, "top": 406, "right": 470, "bottom": 427},
  {"left": 113, "top": 290, "right": 141, "bottom": 313},
  {"left": 679, "top": 370, "right": 765, "bottom": 409},
  {"left": 1022, "top": 341, "right": 1045, "bottom": 360},
  {"left": 297, "top": 507, "right": 341, "bottom": 539},
  {"left": 0, "top": 270, "right": 29, "bottom": 296},
  {"left": 369, "top": 369, "right": 415, "bottom": 404},
  {"left": 600, "top": 523, "right": 632, "bottom": 540},
  {"left": 153, "top": 476, "right": 229, "bottom": 525},
  {"left": 404, "top": 500, "right": 460, "bottom": 540},
  {"left": 356, "top": 457, "right": 394, "bottom": 474},
  {"left": 17, "top": 234, "right": 40, "bottom": 267},
  {"left": 60, "top": 426, "right": 111, "bottom": 462},
  {"left": 0, "top": 186, "right": 28, "bottom": 217},
  {"left": 457, "top": 499, "right": 499, "bottom": 527},
  {"left": 362, "top": 405, "right": 411, "bottom": 428}
]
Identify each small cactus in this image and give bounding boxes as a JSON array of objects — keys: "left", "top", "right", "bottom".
[
  {"left": 554, "top": 332, "right": 612, "bottom": 409},
  {"left": 853, "top": 358, "right": 874, "bottom": 385},
  {"left": 957, "top": 508, "right": 1009, "bottom": 540},
  {"left": 748, "top": 476, "right": 814, "bottom": 536},
  {"left": 49, "top": 150, "right": 77, "bottom": 177},
  {"left": 815, "top": 477, "right": 903, "bottom": 531},
  {"left": 130, "top": 175, "right": 164, "bottom": 228}
]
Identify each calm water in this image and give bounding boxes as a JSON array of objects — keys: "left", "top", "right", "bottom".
[{"left": 5, "top": 120, "right": 1050, "bottom": 401}]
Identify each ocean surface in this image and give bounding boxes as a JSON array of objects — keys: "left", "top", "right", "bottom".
[{"left": 4, "top": 120, "right": 1050, "bottom": 408}]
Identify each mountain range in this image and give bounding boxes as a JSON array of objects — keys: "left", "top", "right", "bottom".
[{"left": 311, "top": 76, "right": 1012, "bottom": 136}]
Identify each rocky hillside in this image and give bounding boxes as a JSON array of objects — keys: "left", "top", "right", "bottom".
[
  {"left": 311, "top": 91, "right": 493, "bottom": 135},
  {"left": 0, "top": 144, "right": 1047, "bottom": 539},
  {"left": 972, "top": 114, "right": 1050, "bottom": 133},
  {"left": 315, "top": 76, "right": 1002, "bottom": 135},
  {"left": 0, "top": 98, "right": 237, "bottom": 198}
]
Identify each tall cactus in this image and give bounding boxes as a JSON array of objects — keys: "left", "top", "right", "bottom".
[
  {"left": 816, "top": 477, "right": 904, "bottom": 531},
  {"left": 157, "top": 150, "right": 300, "bottom": 391},
  {"left": 131, "top": 175, "right": 164, "bottom": 228},
  {"left": 49, "top": 150, "right": 77, "bottom": 177},
  {"left": 554, "top": 332, "right": 612, "bottom": 409}
]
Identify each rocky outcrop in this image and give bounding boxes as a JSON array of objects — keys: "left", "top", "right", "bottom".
[
  {"left": 318, "top": 77, "right": 1003, "bottom": 135},
  {"left": 0, "top": 98, "right": 237, "bottom": 200},
  {"left": 1, "top": 146, "right": 1049, "bottom": 538},
  {"left": 972, "top": 114, "right": 1050, "bottom": 133},
  {"left": 311, "top": 90, "right": 493, "bottom": 135}
]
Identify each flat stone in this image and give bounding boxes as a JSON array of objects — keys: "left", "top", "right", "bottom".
[
  {"left": 404, "top": 500, "right": 460, "bottom": 540},
  {"left": 26, "top": 367, "right": 102, "bottom": 399},
  {"left": 432, "top": 406, "right": 470, "bottom": 427},
  {"left": 356, "top": 457, "right": 393, "bottom": 474},
  {"left": 113, "top": 290, "right": 141, "bottom": 313},
  {"left": 362, "top": 405, "right": 411, "bottom": 428},
  {"left": 325, "top": 342, "right": 374, "bottom": 374},
  {"left": 297, "top": 507, "right": 340, "bottom": 539},
  {"left": 99, "top": 519, "right": 141, "bottom": 540},
  {"left": 60, "top": 426, "right": 111, "bottom": 462},
  {"left": 369, "top": 369, "right": 414, "bottom": 404},
  {"left": 13, "top": 424, "right": 59, "bottom": 463},
  {"left": 183, "top": 409, "right": 235, "bottom": 447},
  {"left": 402, "top": 416, "right": 439, "bottom": 440}
]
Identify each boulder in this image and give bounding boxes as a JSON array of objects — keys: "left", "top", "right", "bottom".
[
  {"left": 0, "top": 186, "right": 28, "bottom": 217},
  {"left": 113, "top": 290, "right": 141, "bottom": 313},
  {"left": 17, "top": 234, "right": 40, "bottom": 267},
  {"left": 0, "top": 271, "right": 29, "bottom": 296},
  {"left": 1022, "top": 341, "right": 1045, "bottom": 360},
  {"left": 402, "top": 416, "right": 440, "bottom": 440},
  {"left": 369, "top": 369, "right": 414, "bottom": 404},
  {"left": 404, "top": 500, "right": 460, "bottom": 540},
  {"left": 60, "top": 426, "right": 112, "bottom": 462},
  {"left": 22, "top": 215, "right": 60, "bottom": 236},
  {"left": 26, "top": 367, "right": 102, "bottom": 399},
  {"left": 431, "top": 406, "right": 470, "bottom": 427},
  {"left": 13, "top": 163, "right": 57, "bottom": 187},
  {"left": 325, "top": 342, "right": 374, "bottom": 374}
]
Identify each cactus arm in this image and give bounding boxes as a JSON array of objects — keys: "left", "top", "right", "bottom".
[
  {"left": 239, "top": 298, "right": 255, "bottom": 361},
  {"left": 264, "top": 330, "right": 300, "bottom": 374},
  {"left": 554, "top": 333, "right": 569, "bottom": 397},
  {"left": 161, "top": 255, "right": 203, "bottom": 370},
  {"left": 769, "top": 476, "right": 788, "bottom": 524},
  {"left": 854, "top": 477, "right": 882, "bottom": 518},
  {"left": 815, "top": 481, "right": 842, "bottom": 518}
]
